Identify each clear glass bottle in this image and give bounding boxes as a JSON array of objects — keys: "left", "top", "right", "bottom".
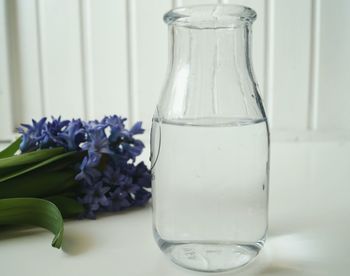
[{"left": 151, "top": 5, "right": 269, "bottom": 272}]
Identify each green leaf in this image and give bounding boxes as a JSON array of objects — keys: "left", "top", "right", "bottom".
[
  {"left": 0, "top": 150, "right": 84, "bottom": 182},
  {"left": 0, "top": 147, "right": 65, "bottom": 170},
  {"left": 0, "top": 198, "right": 64, "bottom": 248},
  {"left": 0, "top": 137, "right": 22, "bottom": 159},
  {"left": 46, "top": 196, "right": 84, "bottom": 218},
  {"left": 0, "top": 169, "right": 77, "bottom": 199}
]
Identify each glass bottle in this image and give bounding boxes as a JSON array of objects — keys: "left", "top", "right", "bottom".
[{"left": 151, "top": 5, "right": 269, "bottom": 272}]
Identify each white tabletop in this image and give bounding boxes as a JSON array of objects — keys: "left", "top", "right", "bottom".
[{"left": 0, "top": 141, "right": 349, "bottom": 276}]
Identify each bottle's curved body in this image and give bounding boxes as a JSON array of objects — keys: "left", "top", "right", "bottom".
[{"left": 151, "top": 5, "right": 269, "bottom": 272}]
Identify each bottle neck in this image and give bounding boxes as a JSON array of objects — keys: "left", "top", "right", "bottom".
[
  {"left": 168, "top": 24, "right": 254, "bottom": 86},
  {"left": 159, "top": 24, "right": 261, "bottom": 121}
]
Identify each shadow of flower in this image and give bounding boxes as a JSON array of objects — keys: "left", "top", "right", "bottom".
[{"left": 61, "top": 229, "right": 95, "bottom": 256}]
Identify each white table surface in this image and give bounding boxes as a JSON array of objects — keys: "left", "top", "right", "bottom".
[{"left": 0, "top": 141, "right": 349, "bottom": 276}]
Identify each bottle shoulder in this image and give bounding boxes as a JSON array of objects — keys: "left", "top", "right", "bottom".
[{"left": 156, "top": 76, "right": 267, "bottom": 122}]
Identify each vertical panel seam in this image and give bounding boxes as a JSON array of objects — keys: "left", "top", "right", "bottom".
[
  {"left": 35, "top": 0, "right": 46, "bottom": 116},
  {"left": 79, "top": 0, "right": 94, "bottom": 119},
  {"left": 264, "top": 0, "right": 274, "bottom": 127},
  {"left": 126, "top": 0, "right": 138, "bottom": 124},
  {"left": 308, "top": 0, "right": 320, "bottom": 131}
]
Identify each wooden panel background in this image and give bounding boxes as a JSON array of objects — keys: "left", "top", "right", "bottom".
[{"left": 1, "top": 0, "right": 350, "bottom": 142}]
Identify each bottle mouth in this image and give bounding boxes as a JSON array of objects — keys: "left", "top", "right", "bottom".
[{"left": 164, "top": 4, "right": 257, "bottom": 29}]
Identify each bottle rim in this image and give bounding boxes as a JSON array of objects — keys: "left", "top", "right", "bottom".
[{"left": 164, "top": 4, "right": 257, "bottom": 29}]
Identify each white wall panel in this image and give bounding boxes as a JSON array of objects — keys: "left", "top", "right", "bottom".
[
  {"left": 1, "top": 0, "right": 350, "bottom": 141},
  {"left": 37, "top": 0, "right": 85, "bottom": 119},
  {"left": 127, "top": 0, "right": 172, "bottom": 129},
  {"left": 317, "top": 0, "right": 350, "bottom": 130},
  {"left": 10, "top": 0, "right": 44, "bottom": 125},
  {"left": 268, "top": 0, "right": 312, "bottom": 130},
  {"left": 0, "top": 0, "right": 13, "bottom": 140},
  {"left": 81, "top": 0, "right": 129, "bottom": 120}
]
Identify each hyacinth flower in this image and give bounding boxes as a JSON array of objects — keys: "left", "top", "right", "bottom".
[{"left": 0, "top": 115, "right": 151, "bottom": 248}]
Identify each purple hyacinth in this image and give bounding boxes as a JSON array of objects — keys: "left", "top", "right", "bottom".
[
  {"left": 58, "top": 119, "right": 86, "bottom": 151},
  {"left": 133, "top": 162, "right": 152, "bottom": 189},
  {"left": 77, "top": 181, "right": 110, "bottom": 219},
  {"left": 75, "top": 157, "right": 102, "bottom": 186},
  {"left": 107, "top": 187, "right": 132, "bottom": 211},
  {"left": 81, "top": 127, "right": 113, "bottom": 167},
  {"left": 17, "top": 117, "right": 47, "bottom": 152},
  {"left": 17, "top": 115, "right": 152, "bottom": 219}
]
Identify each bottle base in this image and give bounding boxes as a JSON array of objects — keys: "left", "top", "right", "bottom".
[{"left": 157, "top": 238, "right": 264, "bottom": 272}]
